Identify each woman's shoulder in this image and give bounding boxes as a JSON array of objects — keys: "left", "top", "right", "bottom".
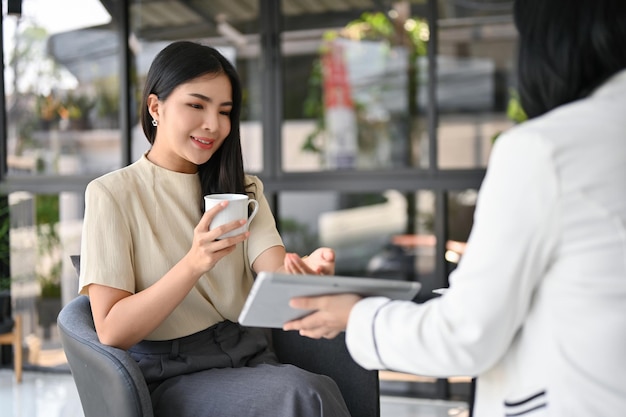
[
  {"left": 244, "top": 174, "right": 265, "bottom": 191},
  {"left": 498, "top": 84, "right": 623, "bottom": 157},
  {"left": 87, "top": 157, "right": 147, "bottom": 195}
]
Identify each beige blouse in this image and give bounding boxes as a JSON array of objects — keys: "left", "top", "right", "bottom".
[{"left": 78, "top": 154, "right": 283, "bottom": 340}]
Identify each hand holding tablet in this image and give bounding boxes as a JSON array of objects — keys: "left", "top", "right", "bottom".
[{"left": 238, "top": 272, "right": 421, "bottom": 328}]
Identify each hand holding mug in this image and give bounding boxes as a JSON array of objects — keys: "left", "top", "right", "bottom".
[{"left": 204, "top": 193, "right": 259, "bottom": 239}]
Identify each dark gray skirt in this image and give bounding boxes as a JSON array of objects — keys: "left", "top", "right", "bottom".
[{"left": 129, "top": 320, "right": 351, "bottom": 417}]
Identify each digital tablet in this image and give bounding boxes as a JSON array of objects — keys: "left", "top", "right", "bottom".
[{"left": 238, "top": 271, "right": 421, "bottom": 328}]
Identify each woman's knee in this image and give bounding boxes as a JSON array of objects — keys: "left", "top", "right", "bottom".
[{"left": 265, "top": 365, "right": 350, "bottom": 416}]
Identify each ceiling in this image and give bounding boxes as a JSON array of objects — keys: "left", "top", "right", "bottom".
[
  {"left": 97, "top": 0, "right": 409, "bottom": 41},
  {"left": 48, "top": 0, "right": 514, "bottom": 83},
  {"left": 95, "top": 0, "right": 513, "bottom": 41}
]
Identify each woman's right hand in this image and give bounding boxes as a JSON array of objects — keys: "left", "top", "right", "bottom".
[
  {"left": 90, "top": 202, "right": 249, "bottom": 349},
  {"left": 186, "top": 201, "right": 250, "bottom": 276}
]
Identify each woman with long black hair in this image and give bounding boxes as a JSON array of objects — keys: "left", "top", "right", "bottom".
[{"left": 79, "top": 41, "right": 349, "bottom": 417}]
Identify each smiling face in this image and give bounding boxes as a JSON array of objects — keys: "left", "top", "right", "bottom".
[{"left": 146, "top": 72, "right": 233, "bottom": 173}]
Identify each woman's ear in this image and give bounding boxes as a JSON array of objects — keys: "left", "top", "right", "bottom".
[{"left": 147, "top": 94, "right": 160, "bottom": 121}]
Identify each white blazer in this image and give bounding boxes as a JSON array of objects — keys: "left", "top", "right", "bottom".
[{"left": 346, "top": 69, "right": 626, "bottom": 416}]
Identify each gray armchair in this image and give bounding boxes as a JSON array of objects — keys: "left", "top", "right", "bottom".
[{"left": 58, "top": 256, "right": 379, "bottom": 417}]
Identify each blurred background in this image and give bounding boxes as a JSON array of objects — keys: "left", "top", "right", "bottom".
[{"left": 0, "top": 0, "right": 520, "bottom": 403}]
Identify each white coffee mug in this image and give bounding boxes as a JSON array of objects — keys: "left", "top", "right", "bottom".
[{"left": 204, "top": 193, "right": 259, "bottom": 239}]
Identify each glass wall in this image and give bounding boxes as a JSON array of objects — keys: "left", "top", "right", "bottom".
[
  {"left": 3, "top": 1, "right": 117, "bottom": 177},
  {"left": 1, "top": 0, "right": 518, "bottom": 384},
  {"left": 280, "top": 1, "right": 517, "bottom": 172},
  {"left": 1, "top": 0, "right": 113, "bottom": 369}
]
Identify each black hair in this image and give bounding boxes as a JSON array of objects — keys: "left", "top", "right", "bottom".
[
  {"left": 140, "top": 41, "right": 250, "bottom": 207},
  {"left": 513, "top": 0, "right": 626, "bottom": 118}
]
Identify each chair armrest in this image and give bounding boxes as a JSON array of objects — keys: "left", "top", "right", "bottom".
[{"left": 58, "top": 296, "right": 154, "bottom": 417}]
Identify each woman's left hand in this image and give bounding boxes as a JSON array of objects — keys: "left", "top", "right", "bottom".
[{"left": 284, "top": 247, "right": 335, "bottom": 275}]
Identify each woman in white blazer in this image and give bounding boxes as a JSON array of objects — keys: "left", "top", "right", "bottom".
[{"left": 284, "top": 0, "right": 626, "bottom": 415}]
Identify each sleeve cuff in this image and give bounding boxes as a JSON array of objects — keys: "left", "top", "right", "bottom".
[{"left": 345, "top": 296, "right": 392, "bottom": 370}]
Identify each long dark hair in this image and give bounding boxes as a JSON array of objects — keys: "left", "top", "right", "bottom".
[
  {"left": 514, "top": 0, "right": 626, "bottom": 119},
  {"left": 140, "top": 41, "right": 249, "bottom": 206}
]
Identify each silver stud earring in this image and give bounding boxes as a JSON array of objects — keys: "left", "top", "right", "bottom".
[{"left": 151, "top": 119, "right": 158, "bottom": 127}]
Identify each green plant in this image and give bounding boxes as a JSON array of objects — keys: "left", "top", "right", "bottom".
[
  {"left": 491, "top": 89, "right": 528, "bottom": 142},
  {"left": 301, "top": 58, "right": 325, "bottom": 153},
  {"left": 506, "top": 89, "right": 528, "bottom": 123},
  {"left": 35, "top": 194, "right": 62, "bottom": 298}
]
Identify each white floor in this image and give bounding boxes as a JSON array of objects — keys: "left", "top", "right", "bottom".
[
  {"left": 0, "top": 369, "right": 469, "bottom": 417},
  {"left": 1, "top": 370, "right": 84, "bottom": 417}
]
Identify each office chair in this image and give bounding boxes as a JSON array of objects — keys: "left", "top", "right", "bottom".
[{"left": 58, "top": 255, "right": 379, "bottom": 417}]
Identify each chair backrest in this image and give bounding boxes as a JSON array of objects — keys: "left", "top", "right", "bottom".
[
  {"left": 272, "top": 328, "right": 380, "bottom": 417},
  {"left": 58, "top": 295, "right": 154, "bottom": 417}
]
